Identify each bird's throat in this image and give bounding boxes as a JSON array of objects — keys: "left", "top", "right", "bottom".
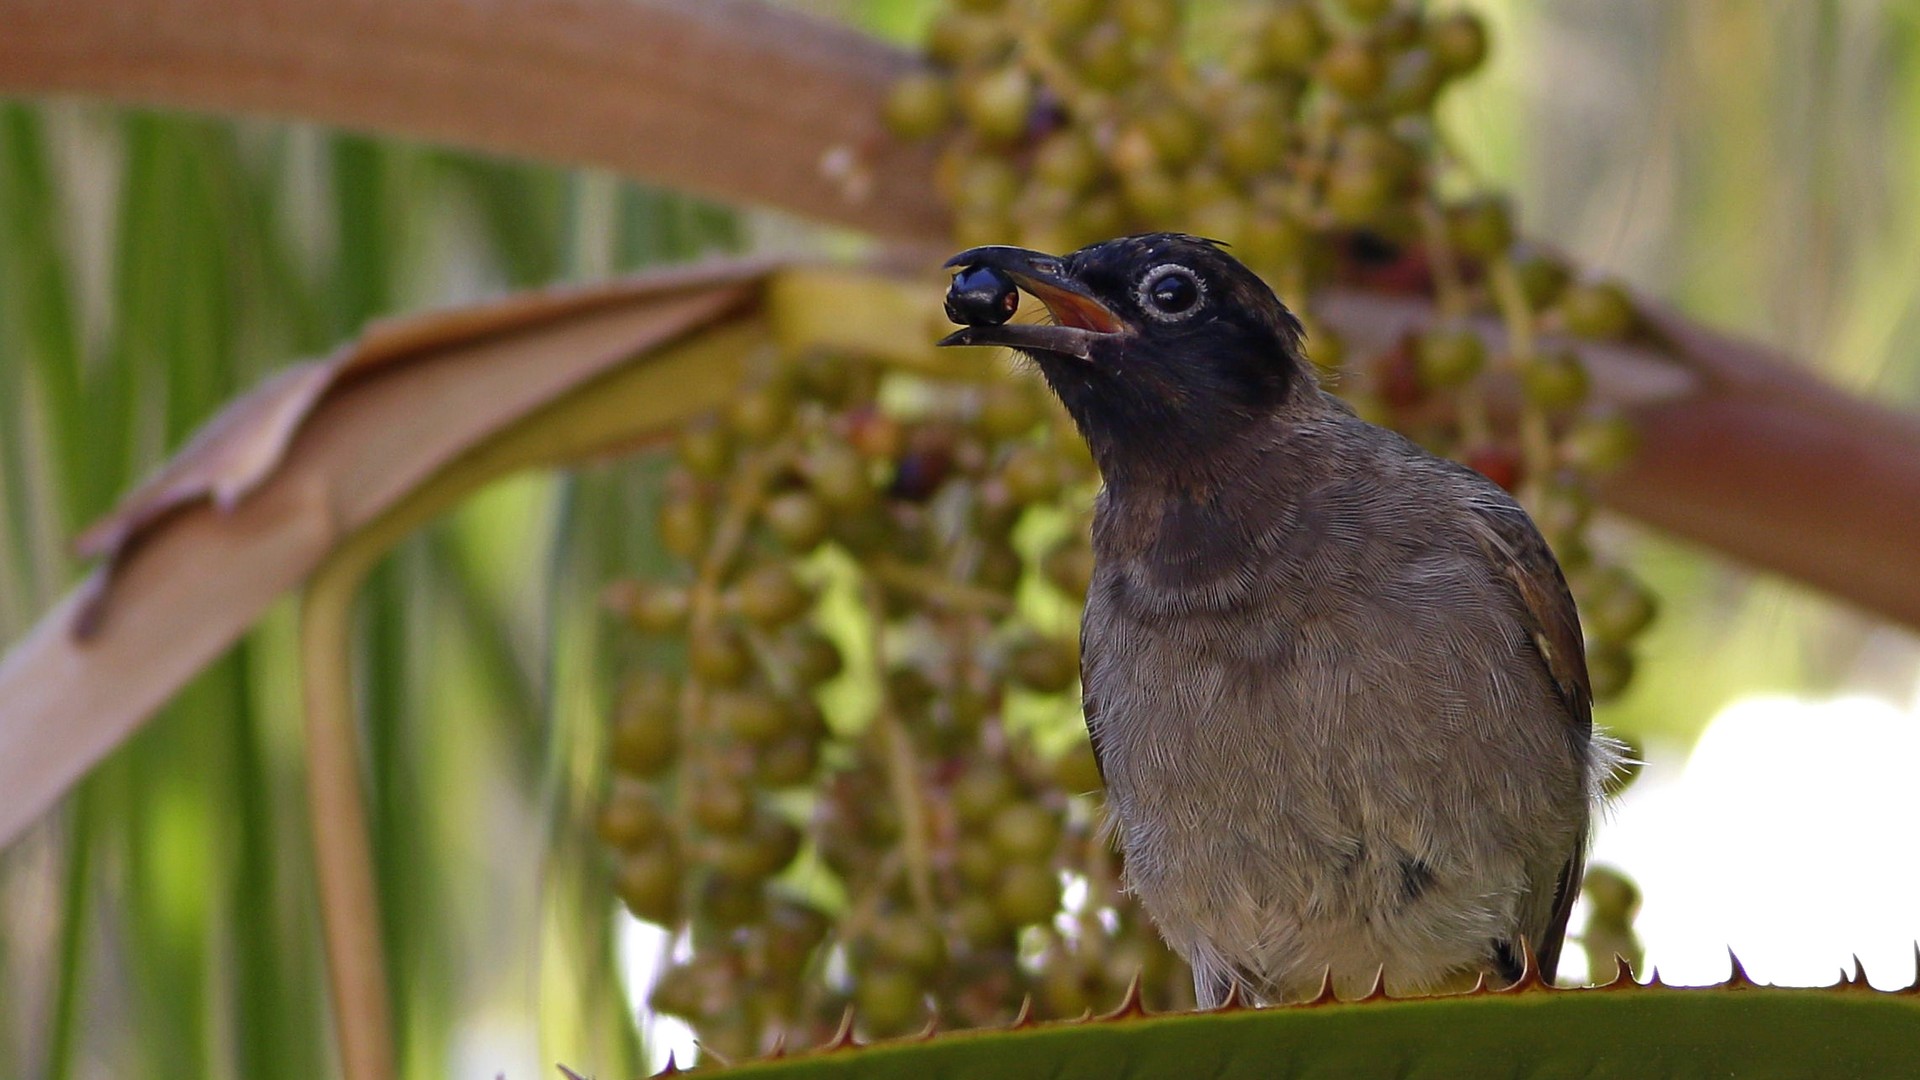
[{"left": 1035, "top": 357, "right": 1289, "bottom": 495}]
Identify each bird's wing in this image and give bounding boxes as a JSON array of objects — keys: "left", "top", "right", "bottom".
[
  {"left": 1535, "top": 837, "right": 1588, "bottom": 982},
  {"left": 1462, "top": 492, "right": 1594, "bottom": 982},
  {"left": 1462, "top": 495, "right": 1593, "bottom": 734}
]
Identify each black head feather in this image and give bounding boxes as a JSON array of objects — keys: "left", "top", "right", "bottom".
[{"left": 940, "top": 233, "right": 1314, "bottom": 485}]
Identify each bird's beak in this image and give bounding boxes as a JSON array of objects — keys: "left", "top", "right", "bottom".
[{"left": 936, "top": 245, "right": 1125, "bottom": 362}]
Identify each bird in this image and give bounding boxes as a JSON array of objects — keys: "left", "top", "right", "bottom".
[{"left": 936, "top": 233, "right": 1623, "bottom": 1006}]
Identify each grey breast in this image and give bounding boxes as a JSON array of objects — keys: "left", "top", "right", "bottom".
[{"left": 1079, "top": 414, "right": 1592, "bottom": 997}]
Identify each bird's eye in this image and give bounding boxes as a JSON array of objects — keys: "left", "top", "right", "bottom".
[{"left": 1138, "top": 265, "right": 1204, "bottom": 320}]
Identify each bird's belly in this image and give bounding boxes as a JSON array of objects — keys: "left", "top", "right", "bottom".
[{"left": 1091, "top": 628, "right": 1564, "bottom": 1000}]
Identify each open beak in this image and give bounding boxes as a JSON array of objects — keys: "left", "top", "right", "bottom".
[{"left": 936, "top": 245, "right": 1126, "bottom": 362}]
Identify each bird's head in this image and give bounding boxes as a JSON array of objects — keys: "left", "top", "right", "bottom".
[{"left": 938, "top": 233, "right": 1313, "bottom": 484}]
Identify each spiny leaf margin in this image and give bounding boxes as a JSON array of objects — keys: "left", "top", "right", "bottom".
[{"left": 688, "top": 978, "right": 1920, "bottom": 1079}]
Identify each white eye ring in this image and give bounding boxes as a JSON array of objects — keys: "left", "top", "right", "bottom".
[{"left": 1136, "top": 264, "right": 1206, "bottom": 321}]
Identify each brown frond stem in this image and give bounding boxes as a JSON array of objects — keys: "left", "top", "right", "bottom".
[{"left": 300, "top": 545, "right": 399, "bottom": 1080}]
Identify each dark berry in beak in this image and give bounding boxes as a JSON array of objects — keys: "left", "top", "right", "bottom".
[{"left": 945, "top": 265, "right": 1020, "bottom": 327}]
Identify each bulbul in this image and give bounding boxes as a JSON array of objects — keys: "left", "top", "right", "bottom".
[{"left": 937, "top": 233, "right": 1621, "bottom": 1006}]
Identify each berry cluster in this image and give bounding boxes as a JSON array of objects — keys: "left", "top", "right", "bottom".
[
  {"left": 885, "top": 0, "right": 1655, "bottom": 694},
  {"left": 604, "top": 355, "right": 1188, "bottom": 1056},
  {"left": 599, "top": 0, "right": 1657, "bottom": 1053}
]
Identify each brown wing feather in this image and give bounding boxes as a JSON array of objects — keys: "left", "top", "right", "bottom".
[{"left": 1464, "top": 494, "right": 1594, "bottom": 982}]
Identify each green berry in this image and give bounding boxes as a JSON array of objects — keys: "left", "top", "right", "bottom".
[
  {"left": 765, "top": 900, "right": 832, "bottom": 975},
  {"left": 1381, "top": 46, "right": 1444, "bottom": 114},
  {"left": 712, "top": 811, "right": 802, "bottom": 881},
  {"left": 1243, "top": 211, "right": 1309, "bottom": 268},
  {"left": 1511, "top": 246, "right": 1571, "bottom": 310},
  {"left": 883, "top": 72, "right": 952, "bottom": 140},
  {"left": 647, "top": 962, "right": 703, "bottom": 1018},
  {"left": 657, "top": 497, "right": 708, "bottom": 560},
  {"left": 701, "top": 874, "right": 765, "bottom": 928},
  {"left": 675, "top": 421, "right": 732, "bottom": 479},
  {"left": 1262, "top": 2, "right": 1328, "bottom": 73},
  {"left": 875, "top": 914, "right": 948, "bottom": 974},
  {"left": 729, "top": 563, "right": 811, "bottom": 628},
  {"left": 1585, "top": 640, "right": 1635, "bottom": 701},
  {"left": 688, "top": 624, "right": 752, "bottom": 686},
  {"left": 956, "top": 838, "right": 1002, "bottom": 888},
  {"left": 1584, "top": 866, "right": 1641, "bottom": 921},
  {"left": 726, "top": 380, "right": 793, "bottom": 441},
  {"left": 1141, "top": 105, "right": 1207, "bottom": 170},
  {"left": 1521, "top": 348, "right": 1590, "bottom": 410},
  {"left": 1039, "top": 965, "right": 1096, "bottom": 1018},
  {"left": 1447, "top": 195, "right": 1514, "bottom": 260},
  {"left": 806, "top": 441, "right": 876, "bottom": 510},
  {"left": 1337, "top": 0, "right": 1395, "bottom": 22},
  {"left": 1428, "top": 12, "right": 1490, "bottom": 77},
  {"left": 1219, "top": 93, "right": 1289, "bottom": 178},
  {"left": 1075, "top": 20, "right": 1135, "bottom": 90},
  {"left": 597, "top": 779, "right": 665, "bottom": 851},
  {"left": 1317, "top": 38, "right": 1386, "bottom": 99},
  {"left": 762, "top": 490, "right": 829, "bottom": 550},
  {"left": 624, "top": 581, "right": 689, "bottom": 635},
  {"left": 1010, "top": 636, "right": 1077, "bottom": 693},
  {"left": 1563, "top": 410, "right": 1640, "bottom": 472},
  {"left": 691, "top": 781, "right": 754, "bottom": 835},
  {"left": 855, "top": 967, "right": 926, "bottom": 1037},
  {"left": 1338, "top": 124, "right": 1417, "bottom": 183},
  {"left": 1536, "top": 483, "right": 1593, "bottom": 550},
  {"left": 1560, "top": 280, "right": 1637, "bottom": 340},
  {"left": 990, "top": 802, "right": 1062, "bottom": 861},
  {"left": 950, "top": 154, "right": 1023, "bottom": 218},
  {"left": 953, "top": 895, "right": 1010, "bottom": 948},
  {"left": 785, "top": 627, "right": 845, "bottom": 686},
  {"left": 755, "top": 734, "right": 820, "bottom": 788},
  {"left": 714, "top": 690, "right": 789, "bottom": 744},
  {"left": 954, "top": 764, "right": 1020, "bottom": 825},
  {"left": 610, "top": 672, "right": 679, "bottom": 777},
  {"left": 993, "top": 862, "right": 1060, "bottom": 926},
  {"left": 1034, "top": 131, "right": 1104, "bottom": 196},
  {"left": 1041, "top": 0, "right": 1104, "bottom": 35},
  {"left": 1117, "top": 0, "right": 1180, "bottom": 41},
  {"left": 1415, "top": 325, "right": 1486, "bottom": 387},
  {"left": 960, "top": 64, "right": 1033, "bottom": 145},
  {"left": 614, "top": 847, "right": 682, "bottom": 924},
  {"left": 1324, "top": 159, "right": 1395, "bottom": 225},
  {"left": 926, "top": 12, "right": 1010, "bottom": 68},
  {"left": 1586, "top": 565, "right": 1658, "bottom": 642}
]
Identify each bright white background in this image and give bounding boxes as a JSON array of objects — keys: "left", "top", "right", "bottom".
[{"left": 1574, "top": 690, "right": 1920, "bottom": 990}]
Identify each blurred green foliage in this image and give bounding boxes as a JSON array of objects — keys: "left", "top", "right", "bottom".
[
  {"left": 0, "top": 107, "right": 741, "bottom": 1079},
  {"left": 2, "top": 2, "right": 1918, "bottom": 1077}
]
